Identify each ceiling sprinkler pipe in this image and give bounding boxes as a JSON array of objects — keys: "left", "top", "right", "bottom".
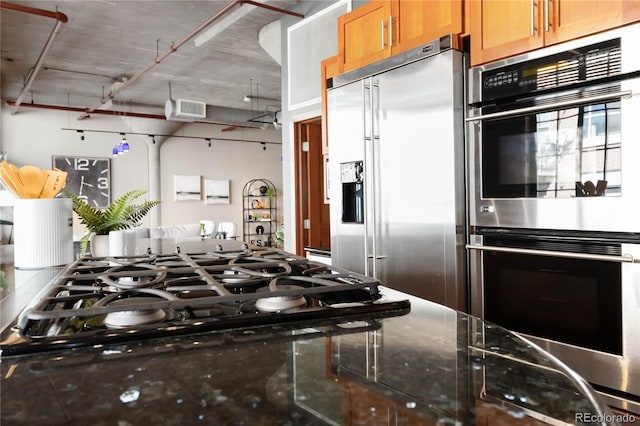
[
  {"left": 80, "top": 0, "right": 243, "bottom": 120},
  {"left": 5, "top": 101, "right": 168, "bottom": 120},
  {"left": 0, "top": 2, "right": 68, "bottom": 22},
  {"left": 78, "top": 0, "right": 303, "bottom": 120},
  {"left": 1, "top": 2, "right": 68, "bottom": 114},
  {"left": 5, "top": 100, "right": 266, "bottom": 129}
]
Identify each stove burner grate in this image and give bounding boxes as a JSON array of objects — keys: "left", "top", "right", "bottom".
[{"left": 1, "top": 248, "right": 410, "bottom": 356}]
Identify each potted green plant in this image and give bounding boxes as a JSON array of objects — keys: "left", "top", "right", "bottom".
[{"left": 68, "top": 189, "right": 161, "bottom": 256}]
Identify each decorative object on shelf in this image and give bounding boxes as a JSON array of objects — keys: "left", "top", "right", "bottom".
[
  {"left": 52, "top": 156, "right": 109, "bottom": 208},
  {"left": 242, "top": 178, "right": 277, "bottom": 248},
  {"left": 251, "top": 199, "right": 267, "bottom": 209},
  {"left": 204, "top": 179, "right": 230, "bottom": 205},
  {"left": 174, "top": 175, "right": 201, "bottom": 201},
  {"left": 68, "top": 189, "right": 161, "bottom": 256}
]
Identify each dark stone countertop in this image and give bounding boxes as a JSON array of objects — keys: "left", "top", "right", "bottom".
[{"left": 1, "top": 268, "right": 615, "bottom": 426}]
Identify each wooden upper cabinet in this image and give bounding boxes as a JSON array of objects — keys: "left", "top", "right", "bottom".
[
  {"left": 338, "top": 0, "right": 465, "bottom": 73},
  {"left": 338, "top": 1, "right": 392, "bottom": 73},
  {"left": 545, "top": 0, "right": 635, "bottom": 45},
  {"left": 470, "top": 0, "right": 544, "bottom": 66},
  {"left": 471, "top": 0, "right": 640, "bottom": 66},
  {"left": 393, "top": 0, "right": 463, "bottom": 54}
]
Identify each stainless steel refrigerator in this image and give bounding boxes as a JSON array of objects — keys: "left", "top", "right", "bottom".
[{"left": 327, "top": 36, "right": 467, "bottom": 311}]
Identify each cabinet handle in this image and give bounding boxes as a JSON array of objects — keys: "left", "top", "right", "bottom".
[
  {"left": 381, "top": 19, "right": 385, "bottom": 50},
  {"left": 545, "top": 0, "right": 550, "bottom": 32},
  {"left": 388, "top": 15, "right": 393, "bottom": 47},
  {"left": 530, "top": 0, "right": 535, "bottom": 36}
]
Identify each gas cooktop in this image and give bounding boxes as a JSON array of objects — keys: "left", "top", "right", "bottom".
[{"left": 0, "top": 246, "right": 410, "bottom": 356}]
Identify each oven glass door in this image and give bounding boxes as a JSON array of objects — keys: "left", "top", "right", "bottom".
[
  {"left": 482, "top": 239, "right": 623, "bottom": 355},
  {"left": 481, "top": 97, "right": 622, "bottom": 199}
]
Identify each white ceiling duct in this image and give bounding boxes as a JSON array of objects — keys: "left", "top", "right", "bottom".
[
  {"left": 164, "top": 99, "right": 207, "bottom": 121},
  {"left": 163, "top": 102, "right": 278, "bottom": 129}
]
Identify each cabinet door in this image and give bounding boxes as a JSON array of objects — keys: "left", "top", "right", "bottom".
[
  {"left": 392, "top": 0, "right": 463, "bottom": 54},
  {"left": 338, "top": 0, "right": 392, "bottom": 73},
  {"left": 470, "top": 0, "right": 544, "bottom": 66},
  {"left": 544, "top": 0, "right": 627, "bottom": 46}
]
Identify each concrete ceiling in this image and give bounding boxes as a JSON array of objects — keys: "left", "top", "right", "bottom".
[{"left": 0, "top": 0, "right": 309, "bottom": 126}]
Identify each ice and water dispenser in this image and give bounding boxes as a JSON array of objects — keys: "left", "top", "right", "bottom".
[{"left": 340, "top": 161, "right": 364, "bottom": 224}]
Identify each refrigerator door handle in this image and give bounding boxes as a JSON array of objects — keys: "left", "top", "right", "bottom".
[
  {"left": 370, "top": 79, "right": 380, "bottom": 278},
  {"left": 363, "top": 79, "right": 373, "bottom": 277}
]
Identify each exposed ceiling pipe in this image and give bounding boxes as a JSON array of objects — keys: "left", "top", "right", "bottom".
[
  {"left": 5, "top": 100, "right": 266, "bottom": 129},
  {"left": 5, "top": 101, "right": 166, "bottom": 120},
  {"left": 0, "top": 2, "right": 68, "bottom": 115},
  {"left": 79, "top": 0, "right": 303, "bottom": 121}
]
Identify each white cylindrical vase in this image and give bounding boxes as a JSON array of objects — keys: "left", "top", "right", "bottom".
[
  {"left": 109, "top": 229, "right": 139, "bottom": 257},
  {"left": 14, "top": 198, "right": 74, "bottom": 269}
]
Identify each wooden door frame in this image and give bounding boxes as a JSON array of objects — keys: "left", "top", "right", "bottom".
[{"left": 293, "top": 116, "right": 322, "bottom": 256}]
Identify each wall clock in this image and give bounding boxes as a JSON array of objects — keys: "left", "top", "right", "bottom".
[{"left": 52, "top": 156, "right": 111, "bottom": 208}]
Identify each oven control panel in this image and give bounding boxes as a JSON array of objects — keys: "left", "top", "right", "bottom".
[{"left": 481, "top": 38, "right": 621, "bottom": 101}]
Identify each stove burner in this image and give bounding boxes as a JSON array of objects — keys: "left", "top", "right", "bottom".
[
  {"left": 103, "top": 297, "right": 167, "bottom": 329},
  {"left": 102, "top": 264, "right": 168, "bottom": 289},
  {"left": 254, "top": 285, "right": 307, "bottom": 312}
]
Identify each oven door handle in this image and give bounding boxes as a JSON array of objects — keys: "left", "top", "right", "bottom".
[
  {"left": 466, "top": 90, "right": 632, "bottom": 122},
  {"left": 466, "top": 243, "right": 637, "bottom": 263}
]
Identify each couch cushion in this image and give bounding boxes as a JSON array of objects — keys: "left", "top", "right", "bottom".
[{"left": 149, "top": 223, "right": 201, "bottom": 238}]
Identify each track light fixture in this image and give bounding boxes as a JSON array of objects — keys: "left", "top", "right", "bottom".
[
  {"left": 206, "top": 138, "right": 212, "bottom": 148},
  {"left": 62, "top": 128, "right": 278, "bottom": 149},
  {"left": 121, "top": 133, "right": 130, "bottom": 152},
  {"left": 77, "top": 129, "right": 85, "bottom": 141},
  {"left": 113, "top": 133, "right": 130, "bottom": 156}
]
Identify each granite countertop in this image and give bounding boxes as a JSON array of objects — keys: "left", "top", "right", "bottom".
[{"left": 1, "top": 266, "right": 614, "bottom": 426}]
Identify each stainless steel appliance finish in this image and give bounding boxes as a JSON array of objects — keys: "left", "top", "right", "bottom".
[
  {"left": 467, "top": 24, "right": 640, "bottom": 232},
  {"left": 327, "top": 37, "right": 467, "bottom": 310},
  {"left": 468, "top": 230, "right": 640, "bottom": 414},
  {"left": 0, "top": 246, "right": 410, "bottom": 356}
]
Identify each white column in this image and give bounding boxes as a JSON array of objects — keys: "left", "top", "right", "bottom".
[{"left": 145, "top": 139, "right": 162, "bottom": 227}]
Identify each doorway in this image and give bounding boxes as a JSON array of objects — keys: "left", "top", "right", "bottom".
[{"left": 294, "top": 117, "right": 330, "bottom": 255}]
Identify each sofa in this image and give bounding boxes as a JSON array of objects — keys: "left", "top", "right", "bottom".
[{"left": 135, "top": 221, "right": 237, "bottom": 240}]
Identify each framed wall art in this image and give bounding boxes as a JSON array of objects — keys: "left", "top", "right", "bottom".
[
  {"left": 175, "top": 175, "right": 201, "bottom": 201},
  {"left": 204, "top": 179, "right": 230, "bottom": 205}
]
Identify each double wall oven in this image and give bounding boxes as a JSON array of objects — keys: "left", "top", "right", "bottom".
[{"left": 467, "top": 24, "right": 640, "bottom": 413}]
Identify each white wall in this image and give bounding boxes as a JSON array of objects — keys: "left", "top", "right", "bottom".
[
  {"left": 159, "top": 123, "right": 282, "bottom": 230},
  {"left": 1, "top": 108, "right": 149, "bottom": 190},
  {"left": 0, "top": 108, "right": 282, "bottom": 238}
]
